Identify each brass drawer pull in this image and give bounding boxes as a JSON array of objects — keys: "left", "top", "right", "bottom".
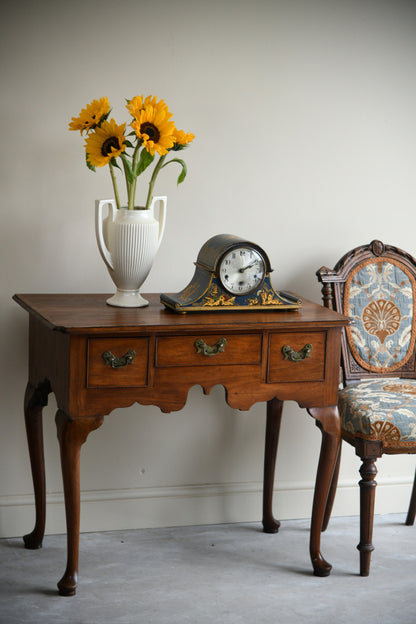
[
  {"left": 282, "top": 343, "right": 312, "bottom": 362},
  {"left": 194, "top": 337, "right": 227, "bottom": 357},
  {"left": 102, "top": 349, "right": 136, "bottom": 369}
]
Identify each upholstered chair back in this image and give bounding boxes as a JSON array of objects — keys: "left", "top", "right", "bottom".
[{"left": 317, "top": 240, "right": 416, "bottom": 385}]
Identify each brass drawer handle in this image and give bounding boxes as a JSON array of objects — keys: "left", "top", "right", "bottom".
[
  {"left": 194, "top": 337, "right": 227, "bottom": 357},
  {"left": 282, "top": 343, "right": 312, "bottom": 362},
  {"left": 102, "top": 349, "right": 136, "bottom": 368}
]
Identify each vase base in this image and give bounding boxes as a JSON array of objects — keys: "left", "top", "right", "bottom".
[{"left": 106, "top": 290, "right": 149, "bottom": 308}]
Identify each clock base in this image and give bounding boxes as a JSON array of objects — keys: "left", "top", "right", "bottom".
[{"left": 161, "top": 285, "right": 301, "bottom": 313}]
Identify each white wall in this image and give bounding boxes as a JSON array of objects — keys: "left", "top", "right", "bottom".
[{"left": 1, "top": 0, "right": 416, "bottom": 538}]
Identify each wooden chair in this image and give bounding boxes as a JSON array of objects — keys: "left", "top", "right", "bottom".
[{"left": 316, "top": 240, "right": 416, "bottom": 575}]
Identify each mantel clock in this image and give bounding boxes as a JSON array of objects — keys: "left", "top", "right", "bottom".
[{"left": 160, "top": 234, "right": 301, "bottom": 313}]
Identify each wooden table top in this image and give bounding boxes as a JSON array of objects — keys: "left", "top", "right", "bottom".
[{"left": 13, "top": 293, "right": 350, "bottom": 334}]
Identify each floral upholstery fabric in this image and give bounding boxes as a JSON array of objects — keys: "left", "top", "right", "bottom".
[
  {"left": 339, "top": 379, "right": 416, "bottom": 449},
  {"left": 344, "top": 259, "right": 416, "bottom": 373}
]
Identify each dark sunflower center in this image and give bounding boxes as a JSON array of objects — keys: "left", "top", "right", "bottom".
[
  {"left": 101, "top": 136, "right": 119, "bottom": 157},
  {"left": 140, "top": 122, "right": 160, "bottom": 143}
]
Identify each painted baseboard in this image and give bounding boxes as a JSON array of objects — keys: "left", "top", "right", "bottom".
[{"left": 0, "top": 477, "right": 413, "bottom": 539}]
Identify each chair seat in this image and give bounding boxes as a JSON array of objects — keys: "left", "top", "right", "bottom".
[{"left": 339, "top": 379, "right": 416, "bottom": 449}]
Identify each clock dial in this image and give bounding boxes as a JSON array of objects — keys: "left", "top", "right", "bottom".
[{"left": 219, "top": 247, "right": 265, "bottom": 295}]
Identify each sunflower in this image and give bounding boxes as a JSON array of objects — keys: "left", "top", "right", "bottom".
[
  {"left": 126, "top": 94, "right": 170, "bottom": 120},
  {"left": 172, "top": 129, "right": 195, "bottom": 151},
  {"left": 131, "top": 105, "right": 175, "bottom": 156},
  {"left": 68, "top": 97, "right": 110, "bottom": 133},
  {"left": 85, "top": 118, "right": 126, "bottom": 167}
]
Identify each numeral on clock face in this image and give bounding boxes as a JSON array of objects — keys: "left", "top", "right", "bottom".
[{"left": 219, "top": 247, "right": 265, "bottom": 295}]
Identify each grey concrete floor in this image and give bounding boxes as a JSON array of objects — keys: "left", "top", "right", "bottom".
[{"left": 0, "top": 514, "right": 415, "bottom": 624}]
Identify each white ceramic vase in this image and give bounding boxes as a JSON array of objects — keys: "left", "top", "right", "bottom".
[{"left": 95, "top": 196, "right": 167, "bottom": 307}]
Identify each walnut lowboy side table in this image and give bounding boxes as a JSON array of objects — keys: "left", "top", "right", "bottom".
[{"left": 14, "top": 293, "right": 349, "bottom": 596}]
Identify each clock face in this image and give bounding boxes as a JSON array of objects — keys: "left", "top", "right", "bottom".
[{"left": 218, "top": 247, "right": 266, "bottom": 295}]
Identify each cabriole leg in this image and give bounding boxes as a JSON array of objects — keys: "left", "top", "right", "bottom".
[
  {"left": 262, "top": 398, "right": 283, "bottom": 533},
  {"left": 55, "top": 410, "right": 104, "bottom": 596},
  {"left": 307, "top": 405, "right": 341, "bottom": 577},
  {"left": 23, "top": 381, "right": 50, "bottom": 550},
  {"left": 322, "top": 445, "right": 342, "bottom": 532},
  {"left": 405, "top": 465, "right": 416, "bottom": 526}
]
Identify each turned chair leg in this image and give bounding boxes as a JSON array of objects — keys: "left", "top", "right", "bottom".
[
  {"left": 405, "top": 465, "right": 416, "bottom": 526},
  {"left": 357, "top": 457, "right": 378, "bottom": 576}
]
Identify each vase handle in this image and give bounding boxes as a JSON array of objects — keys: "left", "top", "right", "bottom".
[
  {"left": 95, "top": 199, "right": 116, "bottom": 271},
  {"left": 151, "top": 196, "right": 167, "bottom": 251}
]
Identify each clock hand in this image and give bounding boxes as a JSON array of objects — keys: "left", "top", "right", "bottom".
[{"left": 239, "top": 262, "right": 256, "bottom": 273}]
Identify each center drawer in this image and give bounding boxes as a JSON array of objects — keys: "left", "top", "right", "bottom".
[{"left": 155, "top": 334, "right": 262, "bottom": 367}]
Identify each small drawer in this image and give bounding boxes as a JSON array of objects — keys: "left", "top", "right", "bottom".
[
  {"left": 156, "top": 334, "right": 262, "bottom": 367},
  {"left": 268, "top": 332, "right": 326, "bottom": 383},
  {"left": 87, "top": 338, "right": 149, "bottom": 387}
]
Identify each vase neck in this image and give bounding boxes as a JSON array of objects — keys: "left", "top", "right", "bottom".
[{"left": 120, "top": 206, "right": 148, "bottom": 211}]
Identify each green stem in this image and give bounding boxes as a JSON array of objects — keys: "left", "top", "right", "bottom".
[
  {"left": 128, "top": 143, "right": 142, "bottom": 210},
  {"left": 109, "top": 162, "right": 121, "bottom": 209},
  {"left": 145, "top": 154, "right": 166, "bottom": 210},
  {"left": 120, "top": 156, "right": 132, "bottom": 209}
]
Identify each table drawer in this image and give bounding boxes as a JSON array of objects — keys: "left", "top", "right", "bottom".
[
  {"left": 156, "top": 333, "right": 262, "bottom": 367},
  {"left": 87, "top": 337, "right": 149, "bottom": 387},
  {"left": 268, "top": 331, "right": 326, "bottom": 383}
]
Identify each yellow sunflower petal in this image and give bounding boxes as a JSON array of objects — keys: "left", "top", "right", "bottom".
[
  {"left": 126, "top": 95, "right": 145, "bottom": 117},
  {"left": 173, "top": 129, "right": 195, "bottom": 146},
  {"left": 69, "top": 97, "right": 111, "bottom": 133},
  {"left": 127, "top": 95, "right": 171, "bottom": 121},
  {"left": 131, "top": 105, "right": 175, "bottom": 156},
  {"left": 84, "top": 118, "right": 126, "bottom": 167}
]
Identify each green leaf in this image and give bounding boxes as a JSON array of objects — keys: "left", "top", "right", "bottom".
[
  {"left": 135, "top": 149, "right": 155, "bottom": 177},
  {"left": 177, "top": 162, "right": 187, "bottom": 185},
  {"left": 98, "top": 110, "right": 111, "bottom": 126},
  {"left": 120, "top": 153, "right": 134, "bottom": 184},
  {"left": 110, "top": 157, "right": 121, "bottom": 170},
  {"left": 124, "top": 140, "right": 134, "bottom": 149},
  {"left": 162, "top": 158, "right": 187, "bottom": 185},
  {"left": 85, "top": 153, "right": 96, "bottom": 172}
]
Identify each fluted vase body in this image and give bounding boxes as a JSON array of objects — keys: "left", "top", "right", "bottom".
[{"left": 95, "top": 197, "right": 167, "bottom": 307}]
